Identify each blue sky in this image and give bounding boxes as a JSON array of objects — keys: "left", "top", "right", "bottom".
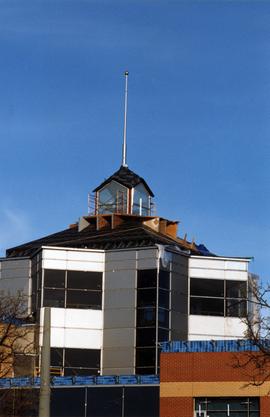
[{"left": 0, "top": 0, "right": 269, "bottom": 282}]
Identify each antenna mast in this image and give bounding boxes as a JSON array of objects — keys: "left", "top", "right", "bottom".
[{"left": 122, "top": 71, "right": 129, "bottom": 167}]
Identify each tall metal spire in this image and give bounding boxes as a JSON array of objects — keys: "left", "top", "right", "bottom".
[{"left": 122, "top": 71, "right": 129, "bottom": 167}]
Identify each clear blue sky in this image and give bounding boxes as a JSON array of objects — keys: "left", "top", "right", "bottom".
[{"left": 0, "top": 1, "right": 269, "bottom": 282}]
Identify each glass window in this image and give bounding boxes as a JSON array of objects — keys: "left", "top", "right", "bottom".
[
  {"left": 159, "top": 270, "right": 170, "bottom": 289},
  {"left": 67, "top": 271, "right": 102, "bottom": 290},
  {"left": 133, "top": 183, "right": 150, "bottom": 216},
  {"left": 98, "top": 181, "right": 127, "bottom": 214},
  {"left": 158, "top": 328, "right": 169, "bottom": 342},
  {"left": 226, "top": 299, "right": 247, "bottom": 317},
  {"left": 65, "top": 348, "right": 100, "bottom": 368},
  {"left": 137, "top": 289, "right": 157, "bottom": 307},
  {"left": 195, "top": 397, "right": 259, "bottom": 417},
  {"left": 64, "top": 368, "right": 99, "bottom": 376},
  {"left": 43, "top": 289, "right": 65, "bottom": 308},
  {"left": 87, "top": 387, "right": 122, "bottom": 417},
  {"left": 136, "top": 348, "right": 156, "bottom": 367},
  {"left": 136, "top": 328, "right": 156, "bottom": 347},
  {"left": 158, "top": 289, "right": 170, "bottom": 309},
  {"left": 158, "top": 308, "right": 169, "bottom": 327},
  {"left": 226, "top": 281, "right": 247, "bottom": 299},
  {"left": 137, "top": 269, "right": 157, "bottom": 288},
  {"left": 191, "top": 278, "right": 224, "bottom": 297},
  {"left": 136, "top": 366, "right": 156, "bottom": 375},
  {"left": 137, "top": 308, "right": 156, "bottom": 326},
  {"left": 66, "top": 290, "right": 102, "bottom": 309},
  {"left": 190, "top": 297, "right": 224, "bottom": 316},
  {"left": 44, "top": 269, "right": 65, "bottom": 288},
  {"left": 51, "top": 348, "right": 63, "bottom": 367}
]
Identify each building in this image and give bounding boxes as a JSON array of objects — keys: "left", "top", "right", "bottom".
[
  {"left": 0, "top": 163, "right": 256, "bottom": 379},
  {"left": 0, "top": 72, "right": 262, "bottom": 416}
]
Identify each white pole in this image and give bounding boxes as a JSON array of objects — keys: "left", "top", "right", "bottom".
[
  {"left": 122, "top": 71, "right": 129, "bottom": 167},
  {"left": 39, "top": 307, "right": 51, "bottom": 417}
]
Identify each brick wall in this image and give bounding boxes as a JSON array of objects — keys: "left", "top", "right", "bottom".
[
  {"left": 160, "top": 351, "right": 261, "bottom": 382},
  {"left": 160, "top": 397, "right": 192, "bottom": 417}
]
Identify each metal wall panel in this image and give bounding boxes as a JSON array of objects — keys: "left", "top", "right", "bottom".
[
  {"left": 104, "top": 289, "right": 136, "bottom": 309},
  {"left": 102, "top": 347, "right": 135, "bottom": 370},
  {"left": 104, "top": 269, "right": 136, "bottom": 290},
  {"left": 171, "top": 253, "right": 188, "bottom": 341},
  {"left": 103, "top": 329, "right": 135, "bottom": 348},
  {"left": 103, "top": 308, "right": 135, "bottom": 329}
]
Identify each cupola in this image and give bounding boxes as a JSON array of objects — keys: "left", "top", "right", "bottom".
[{"left": 93, "top": 165, "right": 154, "bottom": 216}]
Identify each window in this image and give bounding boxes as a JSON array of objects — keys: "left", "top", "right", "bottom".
[
  {"left": 43, "top": 269, "right": 102, "bottom": 310},
  {"left": 137, "top": 269, "right": 157, "bottom": 288},
  {"left": 44, "top": 269, "right": 65, "bottom": 288},
  {"left": 132, "top": 183, "right": 150, "bottom": 216},
  {"left": 98, "top": 181, "right": 127, "bottom": 214},
  {"left": 50, "top": 348, "right": 100, "bottom": 376},
  {"left": 137, "top": 308, "right": 156, "bottom": 326},
  {"left": 190, "top": 279, "right": 247, "bottom": 317},
  {"left": 136, "top": 269, "right": 171, "bottom": 374},
  {"left": 195, "top": 397, "right": 259, "bottom": 417}
]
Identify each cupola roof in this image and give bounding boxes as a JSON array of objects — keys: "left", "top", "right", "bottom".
[{"left": 93, "top": 165, "right": 154, "bottom": 197}]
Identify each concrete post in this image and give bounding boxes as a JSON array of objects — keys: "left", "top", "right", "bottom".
[{"left": 38, "top": 307, "right": 51, "bottom": 417}]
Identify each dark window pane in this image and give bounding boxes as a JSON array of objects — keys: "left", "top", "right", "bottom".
[
  {"left": 137, "top": 269, "right": 157, "bottom": 288},
  {"left": 158, "top": 328, "right": 169, "bottom": 342},
  {"left": 51, "top": 388, "right": 85, "bottom": 417},
  {"left": 136, "top": 367, "right": 156, "bottom": 375},
  {"left": 159, "top": 270, "right": 170, "bottom": 289},
  {"left": 137, "top": 308, "right": 156, "bottom": 326},
  {"left": 43, "top": 289, "right": 65, "bottom": 307},
  {"left": 44, "top": 269, "right": 65, "bottom": 289},
  {"left": 137, "top": 289, "right": 157, "bottom": 307},
  {"left": 190, "top": 278, "right": 224, "bottom": 297},
  {"left": 159, "top": 289, "right": 169, "bottom": 309},
  {"left": 124, "top": 387, "right": 159, "bottom": 417},
  {"left": 67, "top": 271, "right": 102, "bottom": 290},
  {"left": 190, "top": 297, "right": 224, "bottom": 316},
  {"left": 226, "top": 299, "right": 247, "bottom": 317},
  {"left": 136, "top": 348, "right": 156, "bottom": 367},
  {"left": 87, "top": 387, "right": 122, "bottom": 417},
  {"left": 65, "top": 348, "right": 100, "bottom": 368},
  {"left": 226, "top": 281, "right": 247, "bottom": 298},
  {"left": 66, "top": 290, "right": 102, "bottom": 309},
  {"left": 136, "top": 328, "right": 156, "bottom": 347},
  {"left": 64, "top": 368, "right": 99, "bottom": 376},
  {"left": 158, "top": 308, "right": 169, "bottom": 327},
  {"left": 51, "top": 348, "right": 63, "bottom": 367}
]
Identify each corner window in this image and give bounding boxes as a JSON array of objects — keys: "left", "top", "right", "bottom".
[
  {"left": 190, "top": 279, "right": 247, "bottom": 317},
  {"left": 43, "top": 269, "right": 102, "bottom": 310}
]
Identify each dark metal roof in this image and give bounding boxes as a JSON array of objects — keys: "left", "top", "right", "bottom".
[
  {"left": 6, "top": 219, "right": 211, "bottom": 258},
  {"left": 93, "top": 165, "right": 154, "bottom": 197}
]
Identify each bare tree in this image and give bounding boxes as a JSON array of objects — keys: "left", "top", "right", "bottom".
[
  {"left": 0, "top": 293, "right": 35, "bottom": 378},
  {"left": 233, "top": 277, "right": 270, "bottom": 386}
]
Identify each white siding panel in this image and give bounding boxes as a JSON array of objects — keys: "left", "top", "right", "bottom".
[
  {"left": 66, "top": 260, "right": 103, "bottom": 272},
  {"left": 67, "top": 251, "right": 104, "bottom": 263},
  {"left": 51, "top": 328, "right": 65, "bottom": 347},
  {"left": 190, "top": 258, "right": 226, "bottom": 270},
  {"left": 65, "top": 309, "right": 103, "bottom": 329},
  {"left": 188, "top": 315, "right": 246, "bottom": 340},
  {"left": 42, "top": 249, "right": 67, "bottom": 260},
  {"left": 189, "top": 268, "right": 225, "bottom": 279},
  {"left": 226, "top": 261, "right": 247, "bottom": 271},
  {"left": 64, "top": 329, "right": 102, "bottom": 349},
  {"left": 225, "top": 270, "right": 248, "bottom": 280},
  {"left": 43, "top": 259, "right": 67, "bottom": 270},
  {"left": 42, "top": 249, "right": 104, "bottom": 272}
]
